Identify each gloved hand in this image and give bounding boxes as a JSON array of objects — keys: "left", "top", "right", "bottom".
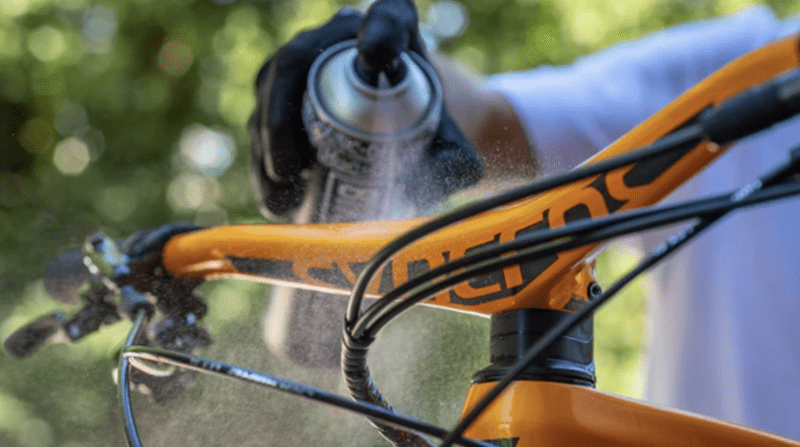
[{"left": 249, "top": 0, "right": 483, "bottom": 218}]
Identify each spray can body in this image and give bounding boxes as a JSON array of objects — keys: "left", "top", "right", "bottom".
[
  {"left": 264, "top": 40, "right": 443, "bottom": 367},
  {"left": 301, "top": 39, "right": 442, "bottom": 221}
]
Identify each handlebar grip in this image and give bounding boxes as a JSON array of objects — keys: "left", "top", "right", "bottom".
[{"left": 702, "top": 68, "right": 800, "bottom": 144}]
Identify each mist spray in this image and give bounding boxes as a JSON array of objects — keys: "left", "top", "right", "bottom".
[{"left": 263, "top": 39, "right": 443, "bottom": 369}]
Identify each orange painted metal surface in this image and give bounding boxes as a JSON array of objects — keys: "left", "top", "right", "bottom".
[
  {"left": 163, "top": 35, "right": 800, "bottom": 316},
  {"left": 460, "top": 381, "right": 800, "bottom": 446},
  {"left": 161, "top": 220, "right": 421, "bottom": 291}
]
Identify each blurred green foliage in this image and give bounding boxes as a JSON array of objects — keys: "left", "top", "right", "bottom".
[{"left": 3, "top": 0, "right": 800, "bottom": 446}]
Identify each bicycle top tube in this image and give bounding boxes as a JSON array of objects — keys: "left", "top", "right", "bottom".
[{"left": 161, "top": 34, "right": 800, "bottom": 316}]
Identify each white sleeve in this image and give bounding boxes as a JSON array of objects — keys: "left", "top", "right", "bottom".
[{"left": 490, "top": 5, "right": 799, "bottom": 176}]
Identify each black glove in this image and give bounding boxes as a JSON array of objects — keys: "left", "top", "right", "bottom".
[{"left": 249, "top": 0, "right": 483, "bottom": 218}]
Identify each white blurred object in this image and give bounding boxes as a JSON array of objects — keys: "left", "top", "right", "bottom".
[
  {"left": 179, "top": 124, "right": 235, "bottom": 177},
  {"left": 423, "top": 0, "right": 469, "bottom": 47}
]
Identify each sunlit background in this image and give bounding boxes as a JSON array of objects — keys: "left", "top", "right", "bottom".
[{"left": 2, "top": 0, "right": 800, "bottom": 445}]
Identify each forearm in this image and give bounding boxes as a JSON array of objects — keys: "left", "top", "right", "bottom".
[{"left": 430, "top": 55, "right": 539, "bottom": 182}]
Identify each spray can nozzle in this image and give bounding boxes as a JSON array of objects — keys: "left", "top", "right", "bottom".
[
  {"left": 354, "top": 50, "right": 408, "bottom": 87},
  {"left": 353, "top": 11, "right": 412, "bottom": 87}
]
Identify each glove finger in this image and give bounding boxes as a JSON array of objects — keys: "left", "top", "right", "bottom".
[
  {"left": 357, "top": 0, "right": 421, "bottom": 84},
  {"left": 253, "top": 7, "right": 363, "bottom": 182},
  {"left": 249, "top": 158, "right": 307, "bottom": 218},
  {"left": 407, "top": 111, "right": 484, "bottom": 208}
]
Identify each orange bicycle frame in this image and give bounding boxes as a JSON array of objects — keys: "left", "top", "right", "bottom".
[{"left": 161, "top": 35, "right": 800, "bottom": 446}]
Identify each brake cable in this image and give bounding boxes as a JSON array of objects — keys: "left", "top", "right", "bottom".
[
  {"left": 356, "top": 178, "right": 800, "bottom": 339},
  {"left": 120, "top": 309, "right": 150, "bottom": 447},
  {"left": 117, "top": 331, "right": 495, "bottom": 447}
]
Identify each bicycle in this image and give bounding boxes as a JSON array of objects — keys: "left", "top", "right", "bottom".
[{"left": 6, "top": 31, "right": 800, "bottom": 447}]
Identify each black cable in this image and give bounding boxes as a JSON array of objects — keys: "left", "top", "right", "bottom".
[
  {"left": 344, "top": 124, "right": 705, "bottom": 326},
  {"left": 123, "top": 347, "right": 495, "bottom": 447},
  {"left": 350, "top": 192, "right": 711, "bottom": 337},
  {"left": 120, "top": 309, "right": 149, "bottom": 447},
  {"left": 437, "top": 150, "right": 800, "bottom": 447},
  {"left": 355, "top": 180, "right": 800, "bottom": 339}
]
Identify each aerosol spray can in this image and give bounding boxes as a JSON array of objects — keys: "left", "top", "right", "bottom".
[{"left": 264, "top": 39, "right": 443, "bottom": 368}]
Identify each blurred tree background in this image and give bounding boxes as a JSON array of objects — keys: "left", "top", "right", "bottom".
[{"left": 2, "top": 0, "right": 800, "bottom": 446}]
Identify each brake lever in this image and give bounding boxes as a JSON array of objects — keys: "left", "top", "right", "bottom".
[
  {"left": 4, "top": 311, "right": 67, "bottom": 358},
  {"left": 5, "top": 270, "right": 126, "bottom": 359},
  {"left": 6, "top": 223, "right": 203, "bottom": 358},
  {"left": 62, "top": 282, "right": 122, "bottom": 341}
]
